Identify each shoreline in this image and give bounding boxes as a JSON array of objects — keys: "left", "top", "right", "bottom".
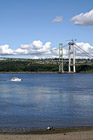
[
  {"left": 0, "top": 71, "right": 93, "bottom": 74},
  {"left": 0, "top": 126, "right": 93, "bottom": 134},
  {"left": 0, "top": 131, "right": 93, "bottom": 140},
  {"left": 0, "top": 127, "right": 93, "bottom": 140}
]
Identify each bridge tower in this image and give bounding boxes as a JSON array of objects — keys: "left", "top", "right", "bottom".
[
  {"left": 68, "top": 41, "right": 76, "bottom": 73},
  {"left": 59, "top": 43, "right": 64, "bottom": 73}
]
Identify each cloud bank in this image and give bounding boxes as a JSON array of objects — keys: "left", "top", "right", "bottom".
[
  {"left": 71, "top": 9, "right": 93, "bottom": 25},
  {"left": 52, "top": 16, "right": 62, "bottom": 23},
  {"left": 0, "top": 41, "right": 58, "bottom": 58},
  {"left": 0, "top": 40, "right": 93, "bottom": 58},
  {"left": 15, "top": 41, "right": 51, "bottom": 56}
]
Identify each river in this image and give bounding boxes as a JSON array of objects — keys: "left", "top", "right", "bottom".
[{"left": 0, "top": 73, "right": 93, "bottom": 128}]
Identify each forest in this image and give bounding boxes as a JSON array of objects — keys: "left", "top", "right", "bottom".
[{"left": 0, "top": 59, "right": 93, "bottom": 72}]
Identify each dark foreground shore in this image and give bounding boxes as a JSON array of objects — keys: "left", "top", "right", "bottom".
[
  {"left": 0, "top": 127, "right": 93, "bottom": 140},
  {"left": 0, "top": 126, "right": 93, "bottom": 134}
]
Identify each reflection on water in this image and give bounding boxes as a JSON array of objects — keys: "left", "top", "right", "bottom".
[{"left": 0, "top": 73, "right": 93, "bottom": 128}]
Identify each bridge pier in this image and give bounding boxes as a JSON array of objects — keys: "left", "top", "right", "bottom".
[
  {"left": 59, "top": 43, "right": 64, "bottom": 73},
  {"left": 58, "top": 41, "right": 76, "bottom": 73},
  {"left": 68, "top": 42, "right": 76, "bottom": 73}
]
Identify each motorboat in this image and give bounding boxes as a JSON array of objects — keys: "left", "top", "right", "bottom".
[{"left": 11, "top": 77, "right": 21, "bottom": 82}]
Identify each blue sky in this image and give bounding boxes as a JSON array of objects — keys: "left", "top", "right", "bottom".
[{"left": 0, "top": 0, "right": 93, "bottom": 58}]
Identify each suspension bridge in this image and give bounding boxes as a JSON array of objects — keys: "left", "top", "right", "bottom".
[{"left": 58, "top": 40, "right": 93, "bottom": 73}]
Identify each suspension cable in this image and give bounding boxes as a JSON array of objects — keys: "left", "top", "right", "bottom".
[{"left": 75, "top": 44, "right": 93, "bottom": 58}]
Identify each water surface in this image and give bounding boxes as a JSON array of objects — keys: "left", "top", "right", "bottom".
[{"left": 0, "top": 73, "right": 93, "bottom": 128}]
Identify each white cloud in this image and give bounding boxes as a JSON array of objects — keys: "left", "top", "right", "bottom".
[
  {"left": 33, "top": 56, "right": 39, "bottom": 59},
  {"left": 71, "top": 9, "right": 93, "bottom": 25},
  {"left": 52, "top": 16, "right": 62, "bottom": 23},
  {"left": 15, "top": 48, "right": 28, "bottom": 55},
  {"left": 19, "top": 41, "right": 51, "bottom": 55},
  {"left": 33, "top": 40, "right": 43, "bottom": 49},
  {"left": 0, "top": 44, "right": 15, "bottom": 55}
]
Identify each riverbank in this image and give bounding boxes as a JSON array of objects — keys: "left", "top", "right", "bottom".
[
  {"left": 0, "top": 71, "right": 57, "bottom": 73},
  {"left": 0, "top": 71, "right": 93, "bottom": 73},
  {"left": 0, "top": 127, "right": 93, "bottom": 140}
]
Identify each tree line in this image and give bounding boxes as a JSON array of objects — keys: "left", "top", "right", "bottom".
[{"left": 0, "top": 60, "right": 93, "bottom": 72}]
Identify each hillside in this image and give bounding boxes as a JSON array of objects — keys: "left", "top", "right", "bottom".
[{"left": 0, "top": 58, "right": 93, "bottom": 72}]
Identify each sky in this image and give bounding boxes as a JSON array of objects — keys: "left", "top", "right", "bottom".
[{"left": 0, "top": 0, "right": 93, "bottom": 58}]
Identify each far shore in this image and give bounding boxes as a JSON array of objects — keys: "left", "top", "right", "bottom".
[{"left": 0, "top": 71, "right": 93, "bottom": 74}]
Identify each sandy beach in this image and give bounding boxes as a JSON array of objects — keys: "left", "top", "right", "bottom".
[
  {"left": 0, "top": 130, "right": 93, "bottom": 140},
  {"left": 0, "top": 127, "right": 93, "bottom": 140}
]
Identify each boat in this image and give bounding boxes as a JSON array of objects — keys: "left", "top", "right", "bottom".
[{"left": 11, "top": 77, "right": 21, "bottom": 82}]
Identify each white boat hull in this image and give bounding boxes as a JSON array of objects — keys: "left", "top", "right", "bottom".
[{"left": 11, "top": 77, "right": 21, "bottom": 82}]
